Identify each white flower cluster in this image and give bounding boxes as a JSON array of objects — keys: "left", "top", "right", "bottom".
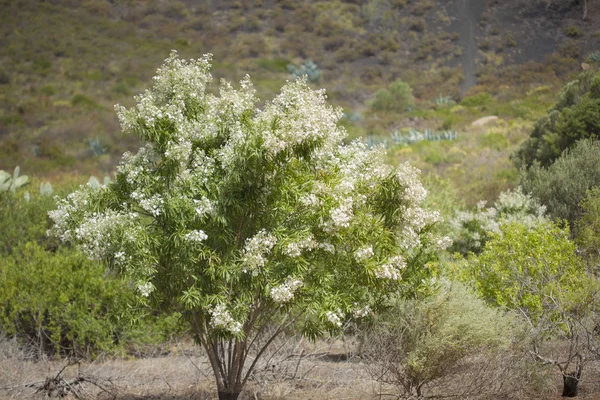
[
  {"left": 374, "top": 255, "right": 406, "bottom": 280},
  {"left": 329, "top": 198, "right": 353, "bottom": 229},
  {"left": 450, "top": 187, "right": 548, "bottom": 253},
  {"left": 185, "top": 230, "right": 208, "bottom": 243},
  {"left": 117, "top": 145, "right": 157, "bottom": 186},
  {"left": 374, "top": 264, "right": 401, "bottom": 280},
  {"left": 270, "top": 277, "right": 303, "bottom": 303},
  {"left": 299, "top": 193, "right": 320, "bottom": 207},
  {"left": 396, "top": 162, "right": 428, "bottom": 205},
  {"left": 318, "top": 242, "right": 335, "bottom": 254},
  {"left": 242, "top": 230, "right": 277, "bottom": 273},
  {"left": 74, "top": 210, "right": 139, "bottom": 260},
  {"left": 116, "top": 51, "right": 212, "bottom": 134},
  {"left": 325, "top": 310, "right": 344, "bottom": 327},
  {"left": 139, "top": 194, "right": 164, "bottom": 217},
  {"left": 352, "top": 304, "right": 371, "bottom": 318},
  {"left": 138, "top": 281, "right": 154, "bottom": 297},
  {"left": 194, "top": 197, "right": 214, "bottom": 218},
  {"left": 283, "top": 236, "right": 317, "bottom": 257},
  {"left": 48, "top": 189, "right": 90, "bottom": 242},
  {"left": 255, "top": 77, "right": 345, "bottom": 157},
  {"left": 354, "top": 246, "right": 374, "bottom": 262},
  {"left": 209, "top": 304, "right": 242, "bottom": 335}
]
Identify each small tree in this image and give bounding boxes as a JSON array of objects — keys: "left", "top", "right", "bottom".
[
  {"left": 464, "top": 221, "right": 600, "bottom": 397},
  {"left": 48, "top": 52, "right": 447, "bottom": 399}
]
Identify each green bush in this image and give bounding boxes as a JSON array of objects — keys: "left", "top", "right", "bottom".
[
  {"left": 460, "top": 92, "right": 493, "bottom": 108},
  {"left": 370, "top": 78, "right": 415, "bottom": 112},
  {"left": 0, "top": 188, "right": 183, "bottom": 358},
  {"left": 0, "top": 242, "right": 136, "bottom": 358},
  {"left": 359, "top": 283, "right": 523, "bottom": 398},
  {"left": 0, "top": 190, "right": 58, "bottom": 255},
  {"left": 513, "top": 70, "right": 600, "bottom": 169},
  {"left": 520, "top": 139, "right": 600, "bottom": 225},
  {"left": 575, "top": 188, "right": 600, "bottom": 270}
]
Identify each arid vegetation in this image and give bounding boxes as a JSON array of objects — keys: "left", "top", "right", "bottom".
[{"left": 2, "top": 0, "right": 600, "bottom": 399}]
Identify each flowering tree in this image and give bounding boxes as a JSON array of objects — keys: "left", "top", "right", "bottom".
[{"left": 49, "top": 52, "right": 448, "bottom": 400}]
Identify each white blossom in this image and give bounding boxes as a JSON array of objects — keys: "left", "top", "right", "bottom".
[
  {"left": 209, "top": 304, "right": 242, "bottom": 334},
  {"left": 283, "top": 236, "right": 317, "bottom": 258},
  {"left": 185, "top": 230, "right": 208, "bottom": 243},
  {"left": 374, "top": 264, "right": 401, "bottom": 280},
  {"left": 325, "top": 310, "right": 343, "bottom": 327},
  {"left": 352, "top": 304, "right": 371, "bottom": 318},
  {"left": 270, "top": 277, "right": 303, "bottom": 303},
  {"left": 138, "top": 282, "right": 154, "bottom": 297},
  {"left": 242, "top": 230, "right": 277, "bottom": 273},
  {"left": 194, "top": 197, "right": 214, "bottom": 217},
  {"left": 354, "top": 246, "right": 374, "bottom": 262}
]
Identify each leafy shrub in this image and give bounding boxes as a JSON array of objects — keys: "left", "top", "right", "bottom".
[
  {"left": 460, "top": 92, "right": 493, "bottom": 108},
  {"left": 520, "top": 139, "right": 600, "bottom": 225},
  {"left": 463, "top": 221, "right": 598, "bottom": 396},
  {"left": 370, "top": 78, "right": 415, "bottom": 112},
  {"left": 575, "top": 188, "right": 600, "bottom": 270},
  {"left": 563, "top": 25, "right": 583, "bottom": 37},
  {"left": 513, "top": 70, "right": 600, "bottom": 169},
  {"left": 0, "top": 242, "right": 137, "bottom": 358},
  {"left": 0, "top": 188, "right": 181, "bottom": 358},
  {"left": 359, "top": 283, "right": 523, "bottom": 399},
  {"left": 449, "top": 187, "right": 548, "bottom": 255},
  {"left": 0, "top": 190, "right": 58, "bottom": 255}
]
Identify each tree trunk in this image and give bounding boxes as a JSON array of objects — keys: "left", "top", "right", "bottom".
[
  {"left": 218, "top": 391, "right": 241, "bottom": 400},
  {"left": 562, "top": 375, "right": 579, "bottom": 397},
  {"left": 562, "top": 365, "right": 582, "bottom": 398}
]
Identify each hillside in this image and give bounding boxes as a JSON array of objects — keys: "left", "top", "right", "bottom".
[{"left": 0, "top": 0, "right": 598, "bottom": 204}]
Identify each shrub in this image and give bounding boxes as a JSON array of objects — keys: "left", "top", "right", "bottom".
[
  {"left": 449, "top": 187, "right": 548, "bottom": 255},
  {"left": 370, "top": 78, "right": 415, "bottom": 113},
  {"left": 0, "top": 242, "right": 137, "bottom": 358},
  {"left": 575, "top": 188, "right": 600, "bottom": 270},
  {"left": 359, "top": 283, "right": 523, "bottom": 399},
  {"left": 464, "top": 221, "right": 599, "bottom": 397},
  {"left": 49, "top": 51, "right": 447, "bottom": 400},
  {"left": 513, "top": 70, "right": 600, "bottom": 169},
  {"left": 520, "top": 139, "right": 600, "bottom": 225},
  {"left": 460, "top": 92, "right": 493, "bottom": 108}
]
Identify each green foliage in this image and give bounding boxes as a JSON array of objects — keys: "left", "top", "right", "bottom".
[
  {"left": 359, "top": 283, "right": 520, "bottom": 398},
  {"left": 520, "top": 139, "right": 600, "bottom": 225},
  {"left": 513, "top": 70, "right": 600, "bottom": 169},
  {"left": 0, "top": 190, "right": 57, "bottom": 255},
  {"left": 371, "top": 78, "right": 415, "bottom": 113},
  {"left": 460, "top": 92, "right": 493, "bottom": 108},
  {"left": 575, "top": 188, "right": 600, "bottom": 270},
  {"left": 0, "top": 242, "right": 137, "bottom": 358},
  {"left": 464, "top": 221, "right": 585, "bottom": 323},
  {"left": 563, "top": 25, "right": 583, "bottom": 38}
]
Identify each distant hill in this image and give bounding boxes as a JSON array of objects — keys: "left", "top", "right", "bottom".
[{"left": 0, "top": 0, "right": 596, "bottom": 177}]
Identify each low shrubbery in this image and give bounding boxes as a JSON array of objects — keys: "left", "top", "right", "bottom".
[{"left": 0, "top": 188, "right": 183, "bottom": 359}]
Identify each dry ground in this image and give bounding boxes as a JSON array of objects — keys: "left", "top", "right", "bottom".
[{"left": 4, "top": 337, "right": 600, "bottom": 400}]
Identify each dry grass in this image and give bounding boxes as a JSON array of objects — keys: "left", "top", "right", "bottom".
[{"left": 5, "top": 335, "right": 600, "bottom": 400}]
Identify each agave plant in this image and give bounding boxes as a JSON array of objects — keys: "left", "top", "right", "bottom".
[{"left": 0, "top": 166, "right": 29, "bottom": 193}]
